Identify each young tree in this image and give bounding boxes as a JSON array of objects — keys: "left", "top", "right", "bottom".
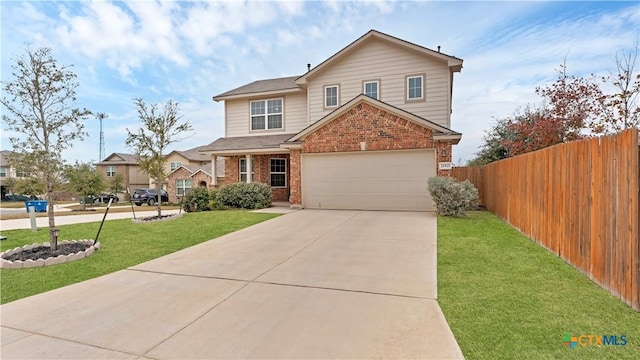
[
  {"left": 109, "top": 173, "right": 125, "bottom": 201},
  {"left": 14, "top": 177, "right": 46, "bottom": 198},
  {"left": 3, "top": 177, "right": 17, "bottom": 197},
  {"left": 535, "top": 62, "right": 603, "bottom": 142},
  {"left": 1, "top": 46, "right": 91, "bottom": 249},
  {"left": 467, "top": 117, "right": 513, "bottom": 165},
  {"left": 64, "top": 162, "right": 104, "bottom": 211},
  {"left": 593, "top": 46, "right": 640, "bottom": 134},
  {"left": 126, "top": 98, "right": 192, "bottom": 218}
]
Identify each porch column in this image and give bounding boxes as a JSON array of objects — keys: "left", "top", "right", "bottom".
[
  {"left": 211, "top": 155, "right": 218, "bottom": 186},
  {"left": 245, "top": 154, "right": 252, "bottom": 183}
]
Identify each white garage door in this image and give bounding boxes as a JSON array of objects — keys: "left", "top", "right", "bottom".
[{"left": 302, "top": 149, "right": 436, "bottom": 211}]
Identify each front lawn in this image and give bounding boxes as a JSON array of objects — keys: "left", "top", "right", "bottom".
[
  {"left": 0, "top": 211, "right": 279, "bottom": 304},
  {"left": 438, "top": 211, "right": 640, "bottom": 359}
]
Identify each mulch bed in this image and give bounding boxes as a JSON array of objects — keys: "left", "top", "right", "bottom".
[
  {"left": 2, "top": 243, "right": 90, "bottom": 262},
  {"left": 132, "top": 213, "right": 183, "bottom": 223}
]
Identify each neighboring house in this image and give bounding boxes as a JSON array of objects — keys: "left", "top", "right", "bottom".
[
  {"left": 96, "top": 153, "right": 150, "bottom": 201},
  {"left": 0, "top": 150, "right": 32, "bottom": 198},
  {"left": 202, "top": 30, "right": 463, "bottom": 211},
  {"left": 166, "top": 156, "right": 225, "bottom": 203},
  {"left": 162, "top": 145, "right": 225, "bottom": 202}
]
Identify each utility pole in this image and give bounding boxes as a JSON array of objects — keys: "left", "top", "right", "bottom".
[{"left": 96, "top": 113, "right": 108, "bottom": 161}]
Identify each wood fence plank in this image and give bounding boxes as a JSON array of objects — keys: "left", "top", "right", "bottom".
[{"left": 453, "top": 129, "right": 639, "bottom": 311}]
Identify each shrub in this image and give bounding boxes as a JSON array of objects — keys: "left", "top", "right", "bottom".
[
  {"left": 216, "top": 182, "right": 272, "bottom": 209},
  {"left": 182, "top": 187, "right": 211, "bottom": 212},
  {"left": 208, "top": 188, "right": 226, "bottom": 210},
  {"left": 427, "top": 177, "right": 479, "bottom": 216}
]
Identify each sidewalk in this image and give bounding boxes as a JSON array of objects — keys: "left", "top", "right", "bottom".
[
  {"left": 0, "top": 203, "right": 295, "bottom": 231},
  {"left": 0, "top": 209, "right": 182, "bottom": 231}
]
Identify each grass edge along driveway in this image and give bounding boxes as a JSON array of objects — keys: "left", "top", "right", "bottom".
[
  {"left": 437, "top": 211, "right": 640, "bottom": 360},
  {"left": 0, "top": 211, "right": 279, "bottom": 304}
]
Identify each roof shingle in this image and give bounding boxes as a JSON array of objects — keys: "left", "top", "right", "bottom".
[
  {"left": 201, "top": 134, "right": 295, "bottom": 152},
  {"left": 213, "top": 76, "right": 301, "bottom": 100}
]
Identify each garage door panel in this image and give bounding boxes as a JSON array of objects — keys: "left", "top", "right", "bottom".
[{"left": 302, "top": 150, "right": 435, "bottom": 211}]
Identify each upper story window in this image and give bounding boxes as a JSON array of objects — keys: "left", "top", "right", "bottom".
[
  {"left": 406, "top": 75, "right": 424, "bottom": 101},
  {"left": 16, "top": 170, "right": 30, "bottom": 178},
  {"left": 0, "top": 166, "right": 6, "bottom": 178},
  {"left": 324, "top": 85, "right": 339, "bottom": 108},
  {"left": 250, "top": 98, "right": 283, "bottom": 131},
  {"left": 170, "top": 162, "right": 182, "bottom": 171},
  {"left": 363, "top": 80, "right": 379, "bottom": 100},
  {"left": 106, "top": 166, "right": 115, "bottom": 177}
]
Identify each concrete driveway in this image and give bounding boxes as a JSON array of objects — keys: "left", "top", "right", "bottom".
[{"left": 0, "top": 210, "right": 463, "bottom": 359}]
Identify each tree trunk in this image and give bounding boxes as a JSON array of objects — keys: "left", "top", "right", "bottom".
[{"left": 47, "top": 191, "right": 57, "bottom": 250}]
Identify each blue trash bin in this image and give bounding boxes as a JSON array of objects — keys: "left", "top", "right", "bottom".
[{"left": 25, "top": 200, "right": 47, "bottom": 213}]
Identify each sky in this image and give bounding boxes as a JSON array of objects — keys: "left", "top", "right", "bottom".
[{"left": 1, "top": 0, "right": 639, "bottom": 165}]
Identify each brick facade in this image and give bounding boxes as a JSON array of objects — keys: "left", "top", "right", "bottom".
[
  {"left": 98, "top": 164, "right": 131, "bottom": 201},
  {"left": 223, "top": 154, "right": 290, "bottom": 202},
  {"left": 289, "top": 149, "right": 302, "bottom": 207},
  {"left": 166, "top": 167, "right": 216, "bottom": 203},
  {"left": 287, "top": 101, "right": 451, "bottom": 207},
  {"left": 220, "top": 103, "right": 454, "bottom": 208},
  {"left": 302, "top": 103, "right": 434, "bottom": 153}
]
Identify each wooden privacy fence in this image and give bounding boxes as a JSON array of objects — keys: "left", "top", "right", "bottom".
[{"left": 453, "top": 129, "right": 639, "bottom": 311}]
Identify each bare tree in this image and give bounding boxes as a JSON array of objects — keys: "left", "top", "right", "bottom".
[
  {"left": 1, "top": 46, "right": 91, "bottom": 249},
  {"left": 593, "top": 45, "right": 640, "bottom": 134},
  {"left": 125, "top": 98, "right": 192, "bottom": 218}
]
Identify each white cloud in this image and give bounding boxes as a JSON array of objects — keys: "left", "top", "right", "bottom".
[{"left": 2, "top": 1, "right": 638, "bottom": 167}]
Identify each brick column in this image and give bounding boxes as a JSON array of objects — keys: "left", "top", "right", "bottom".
[
  {"left": 289, "top": 149, "right": 302, "bottom": 209},
  {"left": 436, "top": 141, "right": 453, "bottom": 177}
]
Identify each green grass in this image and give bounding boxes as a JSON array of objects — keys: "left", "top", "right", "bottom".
[
  {"left": 437, "top": 211, "right": 640, "bottom": 359},
  {"left": 0, "top": 211, "right": 279, "bottom": 304}
]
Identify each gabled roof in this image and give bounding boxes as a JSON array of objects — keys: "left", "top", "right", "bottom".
[
  {"left": 284, "top": 94, "right": 462, "bottom": 144},
  {"left": 200, "top": 134, "right": 295, "bottom": 155},
  {"left": 213, "top": 76, "right": 303, "bottom": 101},
  {"left": 167, "top": 145, "right": 211, "bottom": 162},
  {"left": 296, "top": 29, "right": 463, "bottom": 86},
  {"left": 168, "top": 157, "right": 225, "bottom": 178},
  {"left": 97, "top": 153, "right": 139, "bottom": 165},
  {"left": 0, "top": 150, "right": 15, "bottom": 166}
]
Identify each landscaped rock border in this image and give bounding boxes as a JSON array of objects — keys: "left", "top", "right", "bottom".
[
  {"left": 131, "top": 212, "right": 183, "bottom": 224},
  {"left": 0, "top": 240, "right": 100, "bottom": 269}
]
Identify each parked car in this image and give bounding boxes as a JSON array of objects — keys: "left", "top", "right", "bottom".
[
  {"left": 98, "top": 193, "right": 119, "bottom": 203},
  {"left": 3, "top": 194, "right": 38, "bottom": 202},
  {"left": 130, "top": 188, "right": 168, "bottom": 206}
]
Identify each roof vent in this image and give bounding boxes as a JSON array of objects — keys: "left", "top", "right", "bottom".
[
  {"left": 437, "top": 46, "right": 441, "bottom": 53},
  {"left": 307, "top": 63, "right": 311, "bottom": 72}
]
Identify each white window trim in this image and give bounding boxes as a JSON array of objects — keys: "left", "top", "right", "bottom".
[
  {"left": 324, "top": 84, "right": 339, "bottom": 109},
  {"left": 363, "top": 80, "right": 380, "bottom": 100},
  {"left": 0, "top": 166, "right": 6, "bottom": 178},
  {"left": 170, "top": 162, "right": 182, "bottom": 171},
  {"left": 239, "top": 158, "right": 255, "bottom": 182},
  {"left": 406, "top": 74, "right": 425, "bottom": 101},
  {"left": 250, "top": 98, "right": 284, "bottom": 131},
  {"left": 106, "top": 165, "right": 115, "bottom": 177},
  {"left": 176, "top": 179, "right": 192, "bottom": 196},
  {"left": 269, "top": 158, "right": 287, "bottom": 188}
]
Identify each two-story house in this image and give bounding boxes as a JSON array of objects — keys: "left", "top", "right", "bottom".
[
  {"left": 165, "top": 145, "right": 225, "bottom": 203},
  {"left": 0, "top": 150, "right": 31, "bottom": 198},
  {"left": 202, "top": 30, "right": 463, "bottom": 211},
  {"left": 96, "top": 153, "right": 150, "bottom": 201}
]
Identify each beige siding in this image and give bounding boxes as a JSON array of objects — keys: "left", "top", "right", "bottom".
[
  {"left": 129, "top": 166, "right": 149, "bottom": 190},
  {"left": 225, "top": 92, "right": 308, "bottom": 137},
  {"left": 307, "top": 38, "right": 452, "bottom": 128}
]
